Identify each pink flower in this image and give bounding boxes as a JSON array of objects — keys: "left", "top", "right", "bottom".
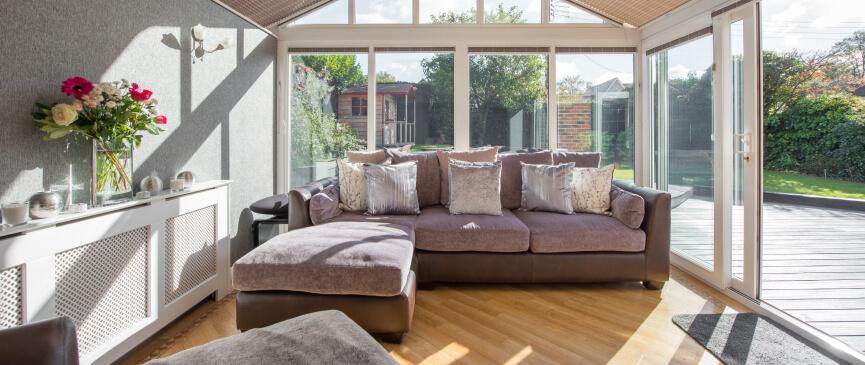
[
  {"left": 155, "top": 115, "right": 167, "bottom": 124},
  {"left": 129, "top": 83, "right": 153, "bottom": 102},
  {"left": 61, "top": 77, "right": 94, "bottom": 99}
]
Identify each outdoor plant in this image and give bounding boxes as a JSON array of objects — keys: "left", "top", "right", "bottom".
[{"left": 32, "top": 76, "right": 166, "bottom": 194}]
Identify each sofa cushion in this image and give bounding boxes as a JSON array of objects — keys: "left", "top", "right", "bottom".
[
  {"left": 553, "top": 151, "right": 602, "bottom": 168},
  {"left": 497, "top": 151, "right": 553, "bottom": 209},
  {"left": 415, "top": 205, "right": 529, "bottom": 252},
  {"left": 233, "top": 222, "right": 414, "bottom": 297},
  {"left": 386, "top": 149, "right": 441, "bottom": 208},
  {"left": 513, "top": 210, "right": 645, "bottom": 253},
  {"left": 610, "top": 186, "right": 645, "bottom": 229},
  {"left": 447, "top": 160, "right": 503, "bottom": 216},
  {"left": 364, "top": 162, "right": 420, "bottom": 215},
  {"left": 347, "top": 150, "right": 389, "bottom": 164},
  {"left": 436, "top": 147, "right": 498, "bottom": 206},
  {"left": 309, "top": 185, "right": 341, "bottom": 225},
  {"left": 325, "top": 212, "right": 419, "bottom": 239}
]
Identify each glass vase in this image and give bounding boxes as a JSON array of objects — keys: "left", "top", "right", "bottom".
[{"left": 91, "top": 141, "right": 133, "bottom": 206}]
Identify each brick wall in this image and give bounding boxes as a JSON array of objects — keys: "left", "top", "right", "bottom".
[{"left": 557, "top": 94, "right": 593, "bottom": 151}]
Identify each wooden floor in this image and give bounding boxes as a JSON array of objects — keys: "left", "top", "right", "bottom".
[
  {"left": 671, "top": 198, "right": 865, "bottom": 353},
  {"left": 118, "top": 268, "right": 749, "bottom": 365}
]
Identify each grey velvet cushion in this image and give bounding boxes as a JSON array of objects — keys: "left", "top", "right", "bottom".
[
  {"left": 233, "top": 222, "right": 414, "bottom": 297},
  {"left": 514, "top": 210, "right": 645, "bottom": 253},
  {"left": 520, "top": 162, "right": 575, "bottom": 214},
  {"left": 347, "top": 150, "right": 389, "bottom": 164},
  {"left": 415, "top": 205, "right": 530, "bottom": 252},
  {"left": 436, "top": 147, "right": 498, "bottom": 205},
  {"left": 386, "top": 149, "right": 441, "bottom": 208},
  {"left": 498, "top": 151, "right": 554, "bottom": 209},
  {"left": 553, "top": 151, "right": 602, "bottom": 168},
  {"left": 146, "top": 310, "right": 398, "bottom": 365},
  {"left": 448, "top": 160, "right": 503, "bottom": 216},
  {"left": 610, "top": 186, "right": 646, "bottom": 229},
  {"left": 309, "top": 185, "right": 342, "bottom": 225},
  {"left": 364, "top": 162, "right": 420, "bottom": 215}
]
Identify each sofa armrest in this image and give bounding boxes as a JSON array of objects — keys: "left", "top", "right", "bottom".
[
  {"left": 287, "top": 177, "right": 338, "bottom": 231},
  {"left": 613, "top": 180, "right": 671, "bottom": 284},
  {"left": 0, "top": 317, "right": 79, "bottom": 365}
]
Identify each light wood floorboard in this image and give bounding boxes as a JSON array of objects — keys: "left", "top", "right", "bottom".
[{"left": 118, "top": 268, "right": 747, "bottom": 365}]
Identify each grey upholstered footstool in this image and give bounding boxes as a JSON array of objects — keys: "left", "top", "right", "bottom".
[
  {"left": 233, "top": 221, "right": 417, "bottom": 343},
  {"left": 147, "top": 310, "right": 398, "bottom": 365}
]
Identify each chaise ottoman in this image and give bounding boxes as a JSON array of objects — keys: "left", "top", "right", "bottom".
[{"left": 233, "top": 221, "right": 416, "bottom": 343}]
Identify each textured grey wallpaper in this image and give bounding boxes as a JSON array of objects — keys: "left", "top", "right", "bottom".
[{"left": 0, "top": 0, "right": 276, "bottom": 261}]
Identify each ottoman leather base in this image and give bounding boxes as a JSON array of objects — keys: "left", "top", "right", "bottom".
[{"left": 236, "top": 271, "right": 416, "bottom": 340}]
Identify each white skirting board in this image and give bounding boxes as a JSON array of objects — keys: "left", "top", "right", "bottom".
[{"left": 0, "top": 181, "right": 232, "bottom": 365}]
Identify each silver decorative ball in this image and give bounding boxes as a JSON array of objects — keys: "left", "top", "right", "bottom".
[
  {"left": 28, "top": 191, "right": 62, "bottom": 219},
  {"left": 176, "top": 171, "right": 196, "bottom": 185},
  {"left": 140, "top": 175, "right": 164, "bottom": 194}
]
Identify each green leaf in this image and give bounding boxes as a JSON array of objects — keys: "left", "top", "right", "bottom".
[{"left": 48, "top": 129, "right": 71, "bottom": 139}]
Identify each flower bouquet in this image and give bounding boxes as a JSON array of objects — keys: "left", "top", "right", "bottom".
[{"left": 32, "top": 76, "right": 166, "bottom": 205}]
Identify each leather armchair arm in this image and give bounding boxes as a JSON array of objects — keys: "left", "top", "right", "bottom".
[
  {"left": 0, "top": 317, "right": 79, "bottom": 365},
  {"left": 613, "top": 180, "right": 671, "bottom": 284},
  {"left": 287, "top": 177, "right": 338, "bottom": 231}
]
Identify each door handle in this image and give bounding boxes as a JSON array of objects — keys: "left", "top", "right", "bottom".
[{"left": 736, "top": 133, "right": 750, "bottom": 161}]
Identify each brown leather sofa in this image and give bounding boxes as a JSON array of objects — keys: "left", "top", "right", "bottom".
[
  {"left": 0, "top": 317, "right": 79, "bottom": 365},
  {"left": 285, "top": 177, "right": 671, "bottom": 290}
]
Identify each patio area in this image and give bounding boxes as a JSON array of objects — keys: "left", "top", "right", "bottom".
[{"left": 671, "top": 198, "right": 865, "bottom": 353}]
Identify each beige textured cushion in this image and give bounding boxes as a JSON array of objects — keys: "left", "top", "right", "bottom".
[
  {"left": 364, "top": 162, "right": 420, "bottom": 215},
  {"left": 514, "top": 210, "right": 645, "bottom": 253},
  {"left": 571, "top": 164, "right": 615, "bottom": 214},
  {"left": 436, "top": 147, "right": 498, "bottom": 205},
  {"left": 233, "top": 222, "right": 414, "bottom": 297},
  {"left": 309, "top": 185, "right": 341, "bottom": 225},
  {"left": 415, "top": 206, "right": 530, "bottom": 252},
  {"left": 610, "top": 186, "right": 646, "bottom": 229},
  {"left": 497, "top": 151, "right": 554, "bottom": 209},
  {"left": 553, "top": 151, "right": 602, "bottom": 168},
  {"left": 347, "top": 150, "right": 388, "bottom": 164},
  {"left": 448, "top": 160, "right": 503, "bottom": 216},
  {"left": 337, "top": 159, "right": 366, "bottom": 212},
  {"left": 386, "top": 149, "right": 441, "bottom": 208}
]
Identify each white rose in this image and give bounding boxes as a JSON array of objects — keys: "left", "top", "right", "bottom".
[
  {"left": 106, "top": 101, "right": 117, "bottom": 108},
  {"left": 51, "top": 104, "right": 78, "bottom": 126},
  {"left": 148, "top": 107, "right": 159, "bottom": 115}
]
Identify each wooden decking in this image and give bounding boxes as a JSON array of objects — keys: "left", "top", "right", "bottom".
[{"left": 671, "top": 198, "right": 865, "bottom": 353}]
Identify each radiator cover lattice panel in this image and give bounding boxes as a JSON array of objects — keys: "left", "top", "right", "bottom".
[
  {"left": 0, "top": 265, "right": 23, "bottom": 329},
  {"left": 55, "top": 226, "right": 150, "bottom": 356},
  {"left": 164, "top": 205, "right": 217, "bottom": 304}
]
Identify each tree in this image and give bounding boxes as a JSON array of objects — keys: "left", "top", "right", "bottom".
[
  {"left": 297, "top": 55, "right": 365, "bottom": 93},
  {"left": 557, "top": 75, "right": 588, "bottom": 96},
  {"left": 833, "top": 31, "right": 865, "bottom": 78},
  {"left": 427, "top": 4, "right": 526, "bottom": 24},
  {"left": 418, "top": 55, "right": 455, "bottom": 144},
  {"left": 376, "top": 71, "right": 397, "bottom": 83}
]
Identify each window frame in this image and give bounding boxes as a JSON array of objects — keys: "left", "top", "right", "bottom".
[{"left": 351, "top": 96, "right": 368, "bottom": 116}]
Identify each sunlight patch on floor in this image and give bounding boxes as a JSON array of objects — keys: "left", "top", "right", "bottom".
[
  {"left": 502, "top": 345, "right": 533, "bottom": 365},
  {"left": 417, "top": 342, "right": 469, "bottom": 365}
]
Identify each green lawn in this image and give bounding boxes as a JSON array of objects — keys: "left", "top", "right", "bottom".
[
  {"left": 765, "top": 171, "right": 865, "bottom": 200},
  {"left": 614, "top": 167, "right": 634, "bottom": 181}
]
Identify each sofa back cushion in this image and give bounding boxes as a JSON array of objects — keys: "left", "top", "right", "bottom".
[
  {"left": 610, "top": 186, "right": 646, "bottom": 229},
  {"left": 347, "top": 150, "right": 389, "bottom": 164},
  {"left": 448, "top": 160, "right": 503, "bottom": 216},
  {"left": 436, "top": 147, "right": 498, "bottom": 206},
  {"left": 365, "top": 162, "right": 421, "bottom": 215},
  {"left": 553, "top": 151, "right": 602, "bottom": 168},
  {"left": 386, "top": 149, "right": 441, "bottom": 208},
  {"left": 498, "top": 151, "right": 553, "bottom": 209},
  {"left": 571, "top": 164, "right": 615, "bottom": 214},
  {"left": 336, "top": 159, "right": 367, "bottom": 212}
]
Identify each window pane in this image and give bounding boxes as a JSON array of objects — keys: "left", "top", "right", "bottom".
[
  {"left": 421, "top": 0, "right": 476, "bottom": 23},
  {"left": 484, "top": 0, "right": 541, "bottom": 23},
  {"left": 290, "top": 54, "right": 367, "bottom": 188},
  {"left": 470, "top": 54, "right": 548, "bottom": 151},
  {"left": 289, "top": 0, "right": 348, "bottom": 25},
  {"left": 556, "top": 53, "right": 634, "bottom": 180},
  {"left": 356, "top": 0, "right": 412, "bottom": 24},
  {"left": 651, "top": 35, "right": 715, "bottom": 271},
  {"left": 550, "top": 0, "right": 603, "bottom": 24}
]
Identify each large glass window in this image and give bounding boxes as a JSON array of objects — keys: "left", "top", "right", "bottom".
[
  {"left": 420, "top": 0, "right": 476, "bottom": 24},
  {"left": 470, "top": 53, "right": 548, "bottom": 151},
  {"left": 355, "top": 0, "right": 412, "bottom": 24},
  {"left": 484, "top": 0, "right": 541, "bottom": 23},
  {"left": 289, "top": 0, "right": 348, "bottom": 25},
  {"left": 651, "top": 35, "right": 715, "bottom": 270},
  {"left": 374, "top": 52, "right": 455, "bottom": 151},
  {"left": 289, "top": 53, "right": 367, "bottom": 188},
  {"left": 550, "top": 0, "right": 603, "bottom": 24},
  {"left": 556, "top": 53, "right": 634, "bottom": 180}
]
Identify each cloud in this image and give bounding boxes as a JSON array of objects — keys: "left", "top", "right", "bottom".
[{"left": 668, "top": 64, "right": 691, "bottom": 80}]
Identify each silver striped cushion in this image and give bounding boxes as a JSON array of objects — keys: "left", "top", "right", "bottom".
[
  {"left": 364, "top": 162, "right": 420, "bottom": 215},
  {"left": 520, "top": 162, "right": 575, "bottom": 214}
]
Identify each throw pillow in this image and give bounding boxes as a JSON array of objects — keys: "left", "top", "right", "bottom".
[
  {"left": 336, "top": 159, "right": 367, "bottom": 212},
  {"left": 610, "top": 187, "right": 645, "bottom": 229},
  {"left": 571, "top": 164, "right": 615, "bottom": 214},
  {"left": 364, "top": 162, "right": 421, "bottom": 215},
  {"left": 309, "top": 185, "right": 341, "bottom": 225},
  {"left": 520, "top": 162, "right": 575, "bottom": 214},
  {"left": 436, "top": 147, "right": 498, "bottom": 206},
  {"left": 448, "top": 160, "right": 503, "bottom": 216},
  {"left": 347, "top": 150, "right": 388, "bottom": 164},
  {"left": 498, "top": 151, "right": 554, "bottom": 209},
  {"left": 386, "top": 149, "right": 441, "bottom": 208},
  {"left": 553, "top": 150, "right": 602, "bottom": 168}
]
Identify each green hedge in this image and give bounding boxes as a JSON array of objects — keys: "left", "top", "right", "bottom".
[{"left": 765, "top": 94, "right": 865, "bottom": 182}]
